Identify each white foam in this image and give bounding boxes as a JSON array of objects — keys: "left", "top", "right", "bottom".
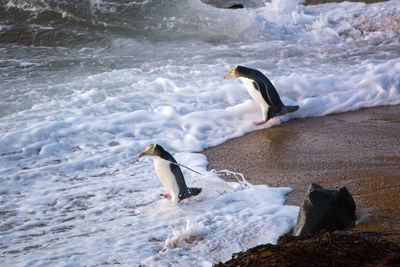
[
  {"left": 1, "top": 0, "right": 400, "bottom": 265},
  {"left": 0, "top": 151, "right": 298, "bottom": 266}
]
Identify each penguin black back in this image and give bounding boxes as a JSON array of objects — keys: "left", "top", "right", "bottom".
[
  {"left": 224, "top": 65, "right": 299, "bottom": 123},
  {"left": 234, "top": 66, "right": 285, "bottom": 109}
]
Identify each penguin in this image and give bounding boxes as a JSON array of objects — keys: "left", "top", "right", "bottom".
[
  {"left": 138, "top": 144, "right": 202, "bottom": 203},
  {"left": 224, "top": 65, "right": 299, "bottom": 125}
]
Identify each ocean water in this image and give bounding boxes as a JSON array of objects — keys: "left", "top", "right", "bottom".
[{"left": 1, "top": 0, "right": 399, "bottom": 266}]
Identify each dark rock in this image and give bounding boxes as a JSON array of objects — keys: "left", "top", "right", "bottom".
[
  {"left": 226, "top": 4, "right": 244, "bottom": 9},
  {"left": 293, "top": 183, "right": 356, "bottom": 237},
  {"left": 215, "top": 232, "right": 400, "bottom": 267}
]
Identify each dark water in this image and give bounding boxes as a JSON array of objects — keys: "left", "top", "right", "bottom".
[{"left": 0, "top": 0, "right": 264, "bottom": 47}]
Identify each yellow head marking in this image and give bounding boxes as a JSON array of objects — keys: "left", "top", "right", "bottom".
[
  {"left": 224, "top": 65, "right": 238, "bottom": 79},
  {"left": 229, "top": 65, "right": 238, "bottom": 76},
  {"left": 144, "top": 144, "right": 156, "bottom": 154}
]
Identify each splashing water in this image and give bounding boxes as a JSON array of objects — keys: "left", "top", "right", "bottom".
[{"left": 211, "top": 169, "right": 253, "bottom": 189}]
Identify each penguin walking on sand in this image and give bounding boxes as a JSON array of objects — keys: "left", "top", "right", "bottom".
[
  {"left": 138, "top": 144, "right": 202, "bottom": 203},
  {"left": 224, "top": 65, "right": 299, "bottom": 125}
]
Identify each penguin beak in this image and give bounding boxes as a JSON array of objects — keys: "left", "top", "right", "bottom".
[
  {"left": 223, "top": 73, "right": 230, "bottom": 79},
  {"left": 138, "top": 152, "right": 146, "bottom": 158}
]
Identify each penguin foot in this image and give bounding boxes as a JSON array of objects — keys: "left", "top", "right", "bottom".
[
  {"left": 160, "top": 193, "right": 171, "bottom": 198},
  {"left": 253, "top": 120, "right": 266, "bottom": 125}
]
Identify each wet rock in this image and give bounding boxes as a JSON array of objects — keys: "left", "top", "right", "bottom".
[
  {"left": 293, "top": 183, "right": 356, "bottom": 237},
  {"left": 226, "top": 4, "right": 244, "bottom": 9}
]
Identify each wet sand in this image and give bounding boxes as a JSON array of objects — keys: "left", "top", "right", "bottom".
[{"left": 204, "top": 105, "right": 400, "bottom": 234}]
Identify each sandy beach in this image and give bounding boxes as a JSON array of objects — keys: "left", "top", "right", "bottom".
[{"left": 204, "top": 105, "right": 400, "bottom": 234}]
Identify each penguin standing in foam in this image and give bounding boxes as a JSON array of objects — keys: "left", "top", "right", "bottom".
[
  {"left": 224, "top": 65, "right": 299, "bottom": 125},
  {"left": 138, "top": 144, "right": 202, "bottom": 203}
]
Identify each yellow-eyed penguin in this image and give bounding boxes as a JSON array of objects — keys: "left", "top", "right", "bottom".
[
  {"left": 138, "top": 144, "right": 202, "bottom": 203},
  {"left": 224, "top": 65, "right": 299, "bottom": 125}
]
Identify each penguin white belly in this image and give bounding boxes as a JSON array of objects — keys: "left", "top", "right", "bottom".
[
  {"left": 240, "top": 77, "right": 270, "bottom": 114},
  {"left": 153, "top": 156, "right": 180, "bottom": 201}
]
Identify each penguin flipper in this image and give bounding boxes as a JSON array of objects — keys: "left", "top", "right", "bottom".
[
  {"left": 169, "top": 162, "right": 187, "bottom": 186},
  {"left": 252, "top": 82, "right": 272, "bottom": 107},
  {"left": 257, "top": 80, "right": 284, "bottom": 109},
  {"left": 168, "top": 162, "right": 202, "bottom": 201}
]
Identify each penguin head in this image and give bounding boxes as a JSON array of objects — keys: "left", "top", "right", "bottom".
[
  {"left": 224, "top": 65, "right": 261, "bottom": 81},
  {"left": 138, "top": 144, "right": 164, "bottom": 158},
  {"left": 224, "top": 65, "right": 252, "bottom": 79}
]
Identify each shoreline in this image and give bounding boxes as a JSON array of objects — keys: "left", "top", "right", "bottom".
[{"left": 204, "top": 105, "right": 400, "bottom": 234}]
